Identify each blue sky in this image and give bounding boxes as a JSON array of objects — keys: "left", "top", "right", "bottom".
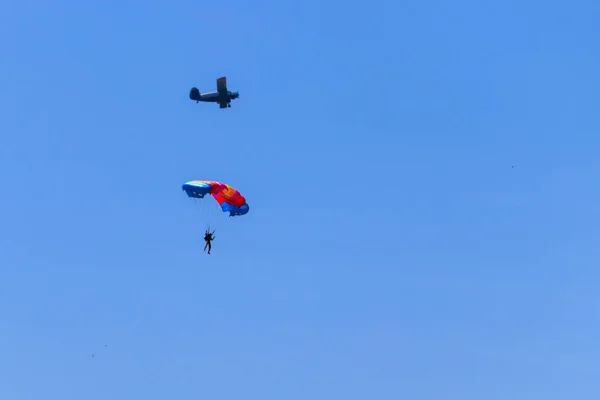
[{"left": 1, "top": 0, "right": 599, "bottom": 398}]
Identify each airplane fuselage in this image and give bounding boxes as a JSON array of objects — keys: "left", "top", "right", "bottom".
[{"left": 195, "top": 91, "right": 236, "bottom": 103}]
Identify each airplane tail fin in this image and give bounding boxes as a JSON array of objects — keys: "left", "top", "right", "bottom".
[{"left": 189, "top": 87, "right": 201, "bottom": 101}]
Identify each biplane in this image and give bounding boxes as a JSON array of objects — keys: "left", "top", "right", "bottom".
[{"left": 189, "top": 76, "right": 240, "bottom": 109}]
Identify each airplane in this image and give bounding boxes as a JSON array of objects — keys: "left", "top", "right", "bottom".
[{"left": 189, "top": 76, "right": 240, "bottom": 109}]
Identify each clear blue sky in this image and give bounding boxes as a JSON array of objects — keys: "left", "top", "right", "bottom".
[{"left": 1, "top": 0, "right": 599, "bottom": 398}]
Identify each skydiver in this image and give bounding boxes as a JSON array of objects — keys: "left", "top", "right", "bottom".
[{"left": 204, "top": 230, "right": 215, "bottom": 254}]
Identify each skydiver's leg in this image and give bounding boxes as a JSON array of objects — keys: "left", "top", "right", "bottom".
[
  {"left": 208, "top": 242, "right": 211, "bottom": 254},
  {"left": 204, "top": 242, "right": 208, "bottom": 252}
]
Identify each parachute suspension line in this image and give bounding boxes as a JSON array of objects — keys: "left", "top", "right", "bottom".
[
  {"left": 207, "top": 196, "right": 215, "bottom": 231},
  {"left": 192, "top": 195, "right": 212, "bottom": 233},
  {"left": 206, "top": 195, "right": 213, "bottom": 231},
  {"left": 202, "top": 193, "right": 219, "bottom": 232}
]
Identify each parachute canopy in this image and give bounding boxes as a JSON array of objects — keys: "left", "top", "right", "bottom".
[{"left": 182, "top": 180, "right": 249, "bottom": 216}]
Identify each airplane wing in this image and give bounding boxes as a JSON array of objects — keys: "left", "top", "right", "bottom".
[{"left": 216, "top": 77, "right": 227, "bottom": 94}]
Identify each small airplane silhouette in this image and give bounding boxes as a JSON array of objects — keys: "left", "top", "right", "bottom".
[{"left": 189, "top": 76, "right": 239, "bottom": 109}]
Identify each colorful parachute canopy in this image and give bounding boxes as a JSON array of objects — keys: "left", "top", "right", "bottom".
[{"left": 182, "top": 180, "right": 249, "bottom": 216}]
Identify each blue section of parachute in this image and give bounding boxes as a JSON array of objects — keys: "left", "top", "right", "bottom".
[
  {"left": 222, "top": 203, "right": 249, "bottom": 217},
  {"left": 182, "top": 181, "right": 212, "bottom": 198}
]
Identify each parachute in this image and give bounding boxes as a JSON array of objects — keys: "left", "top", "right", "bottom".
[{"left": 182, "top": 180, "right": 249, "bottom": 217}]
